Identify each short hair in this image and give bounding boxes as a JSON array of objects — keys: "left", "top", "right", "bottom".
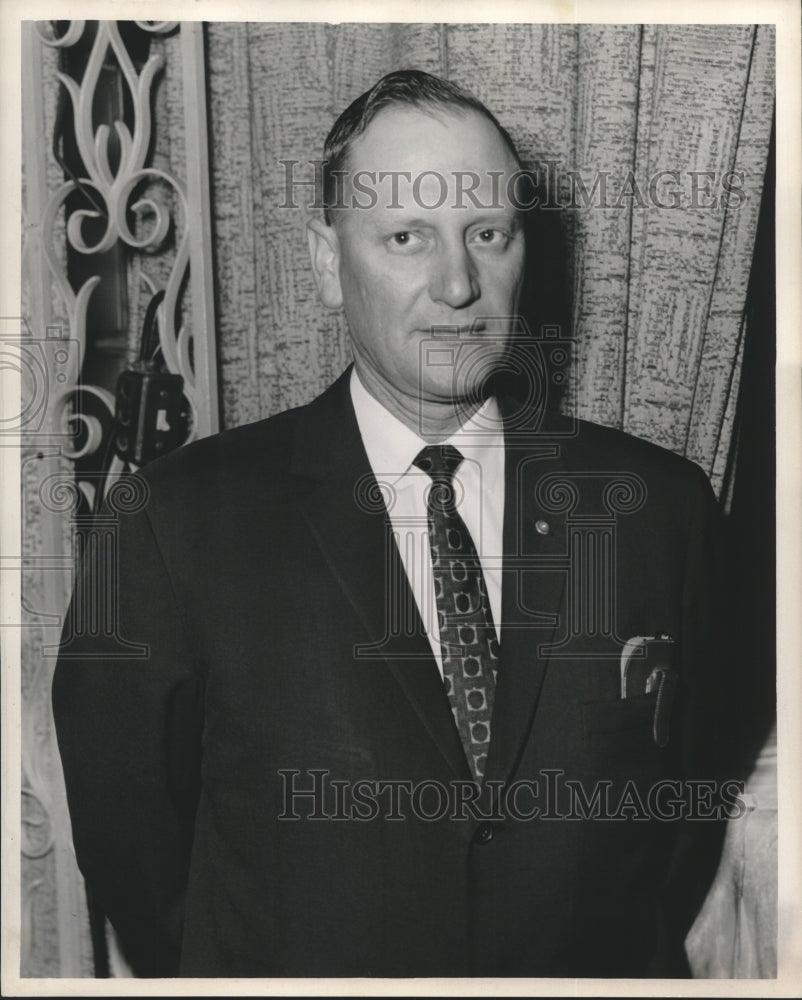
[{"left": 322, "top": 69, "right": 523, "bottom": 224}]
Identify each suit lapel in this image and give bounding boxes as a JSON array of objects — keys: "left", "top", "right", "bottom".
[
  {"left": 290, "top": 372, "right": 574, "bottom": 786},
  {"left": 484, "top": 404, "right": 571, "bottom": 787},
  {"left": 292, "top": 370, "right": 471, "bottom": 781}
]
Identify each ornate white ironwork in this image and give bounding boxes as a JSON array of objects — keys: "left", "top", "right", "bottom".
[
  {"left": 20, "top": 19, "right": 218, "bottom": 976},
  {"left": 35, "top": 20, "right": 208, "bottom": 459}
]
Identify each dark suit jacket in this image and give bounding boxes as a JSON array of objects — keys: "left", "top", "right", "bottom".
[{"left": 52, "top": 367, "right": 725, "bottom": 978}]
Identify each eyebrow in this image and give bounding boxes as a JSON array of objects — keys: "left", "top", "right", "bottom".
[{"left": 374, "top": 210, "right": 521, "bottom": 229}]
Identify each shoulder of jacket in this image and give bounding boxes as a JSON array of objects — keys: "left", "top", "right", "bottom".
[
  {"left": 553, "top": 414, "right": 712, "bottom": 486},
  {"left": 134, "top": 401, "right": 305, "bottom": 498}
]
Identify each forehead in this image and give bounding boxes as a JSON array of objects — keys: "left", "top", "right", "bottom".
[{"left": 341, "top": 105, "right": 520, "bottom": 200}]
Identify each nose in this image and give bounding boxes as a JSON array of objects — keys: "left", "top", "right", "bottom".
[{"left": 429, "top": 241, "right": 480, "bottom": 309}]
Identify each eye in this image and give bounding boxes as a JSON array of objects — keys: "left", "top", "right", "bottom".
[
  {"left": 470, "top": 228, "right": 509, "bottom": 248},
  {"left": 386, "top": 231, "right": 424, "bottom": 252}
]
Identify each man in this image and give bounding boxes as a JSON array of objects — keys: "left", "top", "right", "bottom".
[{"left": 53, "top": 70, "right": 724, "bottom": 978}]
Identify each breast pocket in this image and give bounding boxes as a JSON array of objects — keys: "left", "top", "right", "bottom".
[
  {"left": 580, "top": 693, "right": 667, "bottom": 777},
  {"left": 582, "top": 692, "right": 657, "bottom": 737},
  {"left": 583, "top": 661, "right": 678, "bottom": 744}
]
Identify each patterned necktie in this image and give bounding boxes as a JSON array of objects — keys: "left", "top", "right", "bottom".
[{"left": 413, "top": 444, "right": 499, "bottom": 783}]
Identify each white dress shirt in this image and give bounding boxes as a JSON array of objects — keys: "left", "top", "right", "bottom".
[{"left": 350, "top": 368, "right": 505, "bottom": 676}]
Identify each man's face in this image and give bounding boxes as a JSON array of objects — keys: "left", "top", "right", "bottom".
[{"left": 308, "top": 105, "right": 526, "bottom": 426}]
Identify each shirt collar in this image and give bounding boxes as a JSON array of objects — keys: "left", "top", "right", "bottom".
[{"left": 350, "top": 367, "right": 504, "bottom": 486}]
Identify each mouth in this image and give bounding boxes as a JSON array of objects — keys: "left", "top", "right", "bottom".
[{"left": 424, "top": 321, "right": 488, "bottom": 335}]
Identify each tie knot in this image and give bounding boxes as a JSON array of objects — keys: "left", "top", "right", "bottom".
[{"left": 413, "top": 444, "right": 464, "bottom": 482}]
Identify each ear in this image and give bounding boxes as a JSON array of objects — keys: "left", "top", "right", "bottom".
[{"left": 307, "top": 218, "right": 343, "bottom": 310}]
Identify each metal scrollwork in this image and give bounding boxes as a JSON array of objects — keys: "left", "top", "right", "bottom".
[
  {"left": 38, "top": 19, "right": 203, "bottom": 459},
  {"left": 134, "top": 22, "right": 180, "bottom": 35},
  {"left": 34, "top": 20, "right": 87, "bottom": 48}
]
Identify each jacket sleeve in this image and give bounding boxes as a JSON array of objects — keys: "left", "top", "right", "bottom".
[
  {"left": 661, "top": 462, "right": 729, "bottom": 966},
  {"left": 52, "top": 485, "right": 204, "bottom": 977}
]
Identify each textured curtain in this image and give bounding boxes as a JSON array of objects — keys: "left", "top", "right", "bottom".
[{"left": 205, "top": 22, "right": 774, "bottom": 498}]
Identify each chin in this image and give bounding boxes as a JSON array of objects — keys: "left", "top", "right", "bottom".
[{"left": 420, "top": 378, "right": 491, "bottom": 409}]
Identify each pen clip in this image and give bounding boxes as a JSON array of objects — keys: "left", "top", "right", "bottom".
[{"left": 650, "top": 667, "right": 678, "bottom": 747}]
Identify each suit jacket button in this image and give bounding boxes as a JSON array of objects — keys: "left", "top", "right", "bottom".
[
  {"left": 535, "top": 519, "right": 550, "bottom": 535},
  {"left": 474, "top": 822, "right": 494, "bottom": 845}
]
